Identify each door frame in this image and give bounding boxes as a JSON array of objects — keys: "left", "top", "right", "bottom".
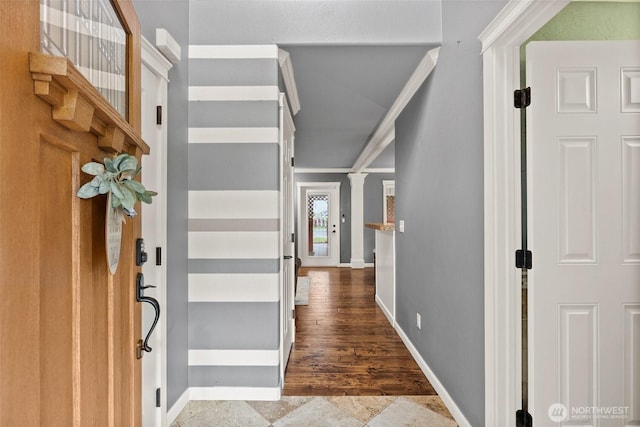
[
  {"left": 297, "top": 182, "right": 341, "bottom": 267},
  {"left": 478, "top": 1, "right": 570, "bottom": 425},
  {"left": 279, "top": 93, "right": 296, "bottom": 386},
  {"left": 141, "top": 36, "right": 172, "bottom": 427}
]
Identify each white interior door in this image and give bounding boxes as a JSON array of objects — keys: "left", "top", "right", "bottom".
[
  {"left": 298, "top": 184, "right": 341, "bottom": 267},
  {"left": 280, "top": 96, "right": 295, "bottom": 382},
  {"left": 527, "top": 41, "right": 640, "bottom": 426},
  {"left": 141, "top": 41, "right": 170, "bottom": 427}
]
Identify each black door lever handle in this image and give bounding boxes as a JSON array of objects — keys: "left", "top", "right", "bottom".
[{"left": 136, "top": 273, "right": 160, "bottom": 354}]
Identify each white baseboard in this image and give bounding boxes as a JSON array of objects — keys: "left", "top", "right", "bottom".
[
  {"left": 167, "top": 388, "right": 190, "bottom": 425},
  {"left": 190, "top": 386, "right": 281, "bottom": 401},
  {"left": 338, "top": 262, "right": 375, "bottom": 268},
  {"left": 350, "top": 258, "right": 366, "bottom": 268},
  {"left": 375, "top": 294, "right": 395, "bottom": 327},
  {"left": 394, "top": 324, "right": 471, "bottom": 427}
]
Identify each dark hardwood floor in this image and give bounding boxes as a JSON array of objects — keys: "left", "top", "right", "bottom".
[{"left": 283, "top": 267, "right": 436, "bottom": 396}]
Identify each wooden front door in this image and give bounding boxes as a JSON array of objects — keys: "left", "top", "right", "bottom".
[{"left": 0, "top": 1, "right": 145, "bottom": 426}]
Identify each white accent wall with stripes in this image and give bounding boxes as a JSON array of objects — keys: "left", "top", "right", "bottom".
[{"left": 187, "top": 44, "right": 290, "bottom": 398}]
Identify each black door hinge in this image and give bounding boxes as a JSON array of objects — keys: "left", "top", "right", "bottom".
[
  {"left": 514, "top": 87, "right": 531, "bottom": 109},
  {"left": 156, "top": 247, "right": 162, "bottom": 266},
  {"left": 156, "top": 388, "right": 161, "bottom": 407},
  {"left": 516, "top": 409, "right": 532, "bottom": 427},
  {"left": 156, "top": 105, "right": 162, "bottom": 125},
  {"left": 515, "top": 249, "right": 533, "bottom": 270},
  {"left": 291, "top": 233, "right": 295, "bottom": 243},
  {"left": 291, "top": 157, "right": 295, "bottom": 167}
]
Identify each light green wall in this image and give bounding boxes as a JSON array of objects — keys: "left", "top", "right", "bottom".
[
  {"left": 521, "top": 1, "right": 640, "bottom": 83},
  {"left": 530, "top": 1, "right": 640, "bottom": 41}
]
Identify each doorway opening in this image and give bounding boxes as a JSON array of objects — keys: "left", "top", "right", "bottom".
[
  {"left": 297, "top": 183, "right": 341, "bottom": 267},
  {"left": 481, "top": 0, "right": 640, "bottom": 424}
]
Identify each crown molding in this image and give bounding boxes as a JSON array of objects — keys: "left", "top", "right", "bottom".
[
  {"left": 351, "top": 47, "right": 440, "bottom": 173},
  {"left": 295, "top": 168, "right": 352, "bottom": 174},
  {"left": 278, "top": 48, "right": 301, "bottom": 116},
  {"left": 155, "top": 28, "right": 181, "bottom": 64},
  {"left": 478, "top": 0, "right": 569, "bottom": 53},
  {"left": 142, "top": 36, "right": 173, "bottom": 81}
]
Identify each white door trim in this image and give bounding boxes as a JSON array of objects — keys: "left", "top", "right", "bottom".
[
  {"left": 279, "top": 93, "right": 296, "bottom": 387},
  {"left": 141, "top": 35, "right": 173, "bottom": 427},
  {"left": 478, "top": 1, "right": 569, "bottom": 425},
  {"left": 297, "top": 182, "right": 341, "bottom": 267}
]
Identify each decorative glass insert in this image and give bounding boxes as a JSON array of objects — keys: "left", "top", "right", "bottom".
[
  {"left": 40, "top": 0, "right": 127, "bottom": 117},
  {"left": 307, "top": 194, "right": 329, "bottom": 257},
  {"left": 382, "top": 180, "right": 395, "bottom": 225},
  {"left": 385, "top": 195, "right": 395, "bottom": 224}
]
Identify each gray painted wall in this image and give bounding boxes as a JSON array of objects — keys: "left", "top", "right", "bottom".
[
  {"left": 188, "top": 0, "right": 441, "bottom": 45},
  {"left": 394, "top": 1, "right": 506, "bottom": 425},
  {"left": 295, "top": 173, "right": 394, "bottom": 264},
  {"left": 134, "top": 0, "right": 190, "bottom": 410}
]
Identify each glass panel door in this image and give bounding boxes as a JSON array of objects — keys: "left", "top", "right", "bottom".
[
  {"left": 299, "top": 184, "right": 340, "bottom": 267},
  {"left": 307, "top": 193, "right": 329, "bottom": 257}
]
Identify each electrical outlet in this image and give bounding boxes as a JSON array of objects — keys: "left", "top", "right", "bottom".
[{"left": 416, "top": 313, "right": 421, "bottom": 330}]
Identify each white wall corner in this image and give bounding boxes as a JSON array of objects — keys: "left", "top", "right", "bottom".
[
  {"left": 155, "top": 28, "right": 182, "bottom": 64},
  {"left": 278, "top": 48, "right": 301, "bottom": 116},
  {"left": 282, "top": 95, "right": 296, "bottom": 134},
  {"left": 394, "top": 324, "right": 472, "bottom": 427}
]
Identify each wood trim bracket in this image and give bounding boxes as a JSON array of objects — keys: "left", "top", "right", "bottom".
[{"left": 29, "top": 52, "right": 150, "bottom": 156}]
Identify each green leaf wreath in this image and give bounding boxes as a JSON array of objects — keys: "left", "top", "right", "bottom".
[{"left": 77, "top": 153, "right": 157, "bottom": 218}]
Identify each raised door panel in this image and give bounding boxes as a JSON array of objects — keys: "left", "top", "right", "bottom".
[{"left": 528, "top": 41, "right": 640, "bottom": 427}]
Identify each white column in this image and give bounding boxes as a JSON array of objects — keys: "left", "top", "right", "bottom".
[{"left": 348, "top": 173, "right": 368, "bottom": 269}]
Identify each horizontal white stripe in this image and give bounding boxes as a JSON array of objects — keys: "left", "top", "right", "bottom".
[
  {"left": 189, "top": 349, "right": 279, "bottom": 366},
  {"left": 190, "top": 387, "right": 280, "bottom": 401},
  {"left": 189, "top": 231, "right": 279, "bottom": 259},
  {"left": 189, "top": 86, "right": 280, "bottom": 102},
  {"left": 189, "top": 274, "right": 279, "bottom": 302},
  {"left": 188, "top": 127, "right": 279, "bottom": 144},
  {"left": 189, "top": 45, "right": 278, "bottom": 59},
  {"left": 295, "top": 168, "right": 396, "bottom": 174},
  {"left": 41, "top": 5, "right": 126, "bottom": 44},
  {"left": 189, "top": 191, "right": 279, "bottom": 219}
]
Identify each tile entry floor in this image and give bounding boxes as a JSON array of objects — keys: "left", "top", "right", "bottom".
[{"left": 170, "top": 395, "right": 458, "bottom": 427}]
